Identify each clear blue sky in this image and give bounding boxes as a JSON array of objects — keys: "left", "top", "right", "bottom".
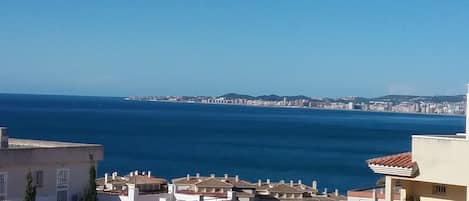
[{"left": 1, "top": 1, "right": 469, "bottom": 97}]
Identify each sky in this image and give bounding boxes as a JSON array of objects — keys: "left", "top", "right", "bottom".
[{"left": 1, "top": 1, "right": 469, "bottom": 98}]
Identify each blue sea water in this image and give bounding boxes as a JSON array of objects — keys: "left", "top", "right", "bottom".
[{"left": 0, "top": 94, "right": 464, "bottom": 193}]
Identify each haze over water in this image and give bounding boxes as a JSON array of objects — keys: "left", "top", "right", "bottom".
[{"left": 0, "top": 94, "right": 464, "bottom": 192}]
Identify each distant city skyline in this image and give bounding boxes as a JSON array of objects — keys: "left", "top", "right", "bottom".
[{"left": 1, "top": 1, "right": 469, "bottom": 97}]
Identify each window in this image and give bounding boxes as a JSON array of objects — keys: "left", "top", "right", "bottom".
[
  {"left": 0, "top": 172, "right": 7, "bottom": 201},
  {"left": 57, "top": 169, "right": 69, "bottom": 188},
  {"left": 57, "top": 169, "right": 69, "bottom": 201},
  {"left": 35, "top": 170, "right": 44, "bottom": 187},
  {"left": 432, "top": 184, "right": 446, "bottom": 195}
]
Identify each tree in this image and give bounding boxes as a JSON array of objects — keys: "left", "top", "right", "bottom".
[
  {"left": 24, "top": 170, "right": 36, "bottom": 201},
  {"left": 82, "top": 165, "right": 98, "bottom": 201}
]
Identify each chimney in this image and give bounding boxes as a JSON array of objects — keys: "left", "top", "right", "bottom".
[
  {"left": 134, "top": 170, "right": 139, "bottom": 176},
  {"left": 235, "top": 175, "right": 239, "bottom": 182},
  {"left": 142, "top": 171, "right": 146, "bottom": 176},
  {"left": 323, "top": 188, "right": 328, "bottom": 195},
  {"left": 334, "top": 189, "right": 339, "bottom": 196},
  {"left": 210, "top": 173, "right": 215, "bottom": 178},
  {"left": 224, "top": 174, "right": 228, "bottom": 180},
  {"left": 280, "top": 180, "right": 285, "bottom": 184},
  {"left": 148, "top": 171, "right": 151, "bottom": 178},
  {"left": 104, "top": 173, "right": 109, "bottom": 185},
  {"left": 196, "top": 173, "right": 200, "bottom": 178},
  {"left": 130, "top": 172, "right": 134, "bottom": 177},
  {"left": 298, "top": 180, "right": 302, "bottom": 185},
  {"left": 0, "top": 127, "right": 8, "bottom": 149},
  {"left": 466, "top": 83, "right": 469, "bottom": 137},
  {"left": 187, "top": 174, "right": 190, "bottom": 180},
  {"left": 290, "top": 180, "right": 293, "bottom": 187},
  {"left": 312, "top": 180, "right": 318, "bottom": 190},
  {"left": 112, "top": 172, "right": 117, "bottom": 180},
  {"left": 266, "top": 179, "right": 270, "bottom": 184},
  {"left": 258, "top": 179, "right": 261, "bottom": 186}
]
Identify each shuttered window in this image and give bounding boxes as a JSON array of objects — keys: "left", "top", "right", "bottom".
[{"left": 432, "top": 184, "right": 446, "bottom": 195}]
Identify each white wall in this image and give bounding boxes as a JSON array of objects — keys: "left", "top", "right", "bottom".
[
  {"left": 412, "top": 136, "right": 469, "bottom": 186},
  {"left": 98, "top": 193, "right": 174, "bottom": 201},
  {"left": 1, "top": 161, "right": 97, "bottom": 201},
  {"left": 0, "top": 144, "right": 103, "bottom": 201},
  {"left": 174, "top": 193, "right": 229, "bottom": 201}
]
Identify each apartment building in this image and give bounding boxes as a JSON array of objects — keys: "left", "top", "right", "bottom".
[
  {"left": 172, "top": 174, "right": 256, "bottom": 201},
  {"left": 97, "top": 170, "right": 172, "bottom": 201},
  {"left": 0, "top": 127, "right": 103, "bottom": 201},
  {"left": 255, "top": 179, "right": 345, "bottom": 201}
]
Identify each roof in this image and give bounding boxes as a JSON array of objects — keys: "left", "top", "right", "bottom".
[
  {"left": 256, "top": 183, "right": 272, "bottom": 191},
  {"left": 367, "top": 152, "right": 418, "bottom": 177},
  {"left": 269, "top": 184, "right": 303, "bottom": 194},
  {"left": 367, "top": 152, "right": 415, "bottom": 168},
  {"left": 131, "top": 175, "right": 166, "bottom": 185},
  {"left": 7, "top": 138, "right": 102, "bottom": 149},
  {"left": 172, "top": 177, "right": 203, "bottom": 185},
  {"left": 173, "top": 175, "right": 255, "bottom": 189},
  {"left": 195, "top": 178, "right": 233, "bottom": 188},
  {"left": 96, "top": 175, "right": 166, "bottom": 186},
  {"left": 224, "top": 178, "right": 256, "bottom": 188},
  {"left": 96, "top": 177, "right": 127, "bottom": 186}
]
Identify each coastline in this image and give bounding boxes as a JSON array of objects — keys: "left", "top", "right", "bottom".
[{"left": 124, "top": 99, "right": 464, "bottom": 118}]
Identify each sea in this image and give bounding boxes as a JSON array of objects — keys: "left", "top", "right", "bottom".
[{"left": 0, "top": 94, "right": 464, "bottom": 193}]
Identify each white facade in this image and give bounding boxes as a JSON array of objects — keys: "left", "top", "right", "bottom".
[{"left": 0, "top": 127, "right": 103, "bottom": 201}]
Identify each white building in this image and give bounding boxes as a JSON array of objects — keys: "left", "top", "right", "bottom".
[
  {"left": 97, "top": 170, "right": 173, "bottom": 201},
  {"left": 172, "top": 174, "right": 256, "bottom": 201},
  {"left": 0, "top": 127, "right": 103, "bottom": 201}
]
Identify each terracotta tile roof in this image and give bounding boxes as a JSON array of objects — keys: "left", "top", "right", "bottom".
[
  {"left": 96, "top": 175, "right": 166, "bottom": 186},
  {"left": 295, "top": 184, "right": 318, "bottom": 194},
  {"left": 130, "top": 175, "right": 166, "bottom": 185},
  {"left": 224, "top": 178, "right": 256, "bottom": 188},
  {"left": 96, "top": 177, "right": 126, "bottom": 186},
  {"left": 269, "top": 184, "right": 303, "bottom": 194},
  {"left": 195, "top": 178, "right": 234, "bottom": 188},
  {"left": 173, "top": 176, "right": 254, "bottom": 189},
  {"left": 367, "top": 152, "right": 415, "bottom": 168},
  {"left": 172, "top": 177, "right": 202, "bottom": 185}
]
